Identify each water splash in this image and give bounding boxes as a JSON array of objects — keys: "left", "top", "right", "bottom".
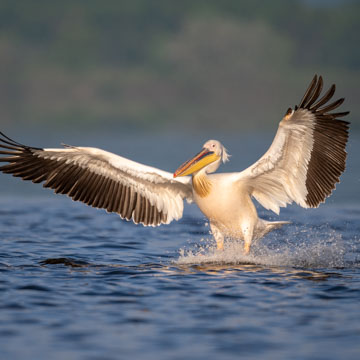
[{"left": 175, "top": 225, "right": 349, "bottom": 269}]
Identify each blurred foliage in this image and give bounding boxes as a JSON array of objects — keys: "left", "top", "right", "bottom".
[{"left": 0, "top": 0, "right": 358, "bottom": 132}]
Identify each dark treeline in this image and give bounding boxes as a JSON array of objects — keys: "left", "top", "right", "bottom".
[{"left": 0, "top": 0, "right": 358, "bottom": 132}]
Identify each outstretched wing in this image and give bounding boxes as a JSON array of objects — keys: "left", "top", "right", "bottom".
[
  {"left": 236, "top": 75, "right": 350, "bottom": 214},
  {"left": 0, "top": 133, "right": 193, "bottom": 226}
]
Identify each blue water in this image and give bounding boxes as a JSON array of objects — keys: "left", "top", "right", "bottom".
[{"left": 1, "top": 132, "right": 360, "bottom": 360}]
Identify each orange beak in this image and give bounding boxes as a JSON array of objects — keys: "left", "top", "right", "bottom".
[{"left": 173, "top": 149, "right": 219, "bottom": 177}]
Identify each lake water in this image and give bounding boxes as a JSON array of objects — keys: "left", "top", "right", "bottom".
[{"left": 0, "top": 132, "right": 359, "bottom": 360}]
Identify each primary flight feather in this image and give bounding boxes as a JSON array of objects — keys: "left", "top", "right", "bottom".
[{"left": 0, "top": 75, "right": 349, "bottom": 253}]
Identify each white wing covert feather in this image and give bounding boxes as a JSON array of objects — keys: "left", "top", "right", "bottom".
[
  {"left": 0, "top": 136, "right": 193, "bottom": 226},
  {"left": 235, "top": 75, "right": 349, "bottom": 215}
]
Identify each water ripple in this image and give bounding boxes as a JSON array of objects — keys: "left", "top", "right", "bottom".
[{"left": 0, "top": 197, "right": 359, "bottom": 360}]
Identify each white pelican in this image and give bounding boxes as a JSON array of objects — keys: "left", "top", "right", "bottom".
[{"left": 0, "top": 75, "right": 349, "bottom": 253}]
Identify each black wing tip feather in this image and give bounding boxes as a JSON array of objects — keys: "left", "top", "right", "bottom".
[
  {"left": 297, "top": 75, "right": 350, "bottom": 121},
  {"left": 0, "top": 131, "right": 43, "bottom": 151},
  {"left": 298, "top": 76, "right": 350, "bottom": 208}
]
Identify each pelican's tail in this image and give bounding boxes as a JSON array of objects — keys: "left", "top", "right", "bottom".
[{"left": 254, "top": 219, "right": 291, "bottom": 240}]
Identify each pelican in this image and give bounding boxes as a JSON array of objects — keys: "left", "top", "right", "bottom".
[{"left": 0, "top": 75, "right": 349, "bottom": 253}]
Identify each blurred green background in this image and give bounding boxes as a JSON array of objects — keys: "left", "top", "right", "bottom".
[{"left": 0, "top": 0, "right": 358, "bottom": 134}]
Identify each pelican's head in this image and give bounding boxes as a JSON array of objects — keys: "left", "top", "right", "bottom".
[{"left": 173, "top": 140, "right": 230, "bottom": 177}]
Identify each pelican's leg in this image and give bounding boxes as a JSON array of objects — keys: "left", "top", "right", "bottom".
[
  {"left": 210, "top": 223, "right": 224, "bottom": 250},
  {"left": 244, "top": 241, "right": 251, "bottom": 255},
  {"left": 242, "top": 223, "right": 254, "bottom": 255}
]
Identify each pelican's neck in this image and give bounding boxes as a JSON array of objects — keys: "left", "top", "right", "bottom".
[{"left": 192, "top": 172, "right": 212, "bottom": 198}]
